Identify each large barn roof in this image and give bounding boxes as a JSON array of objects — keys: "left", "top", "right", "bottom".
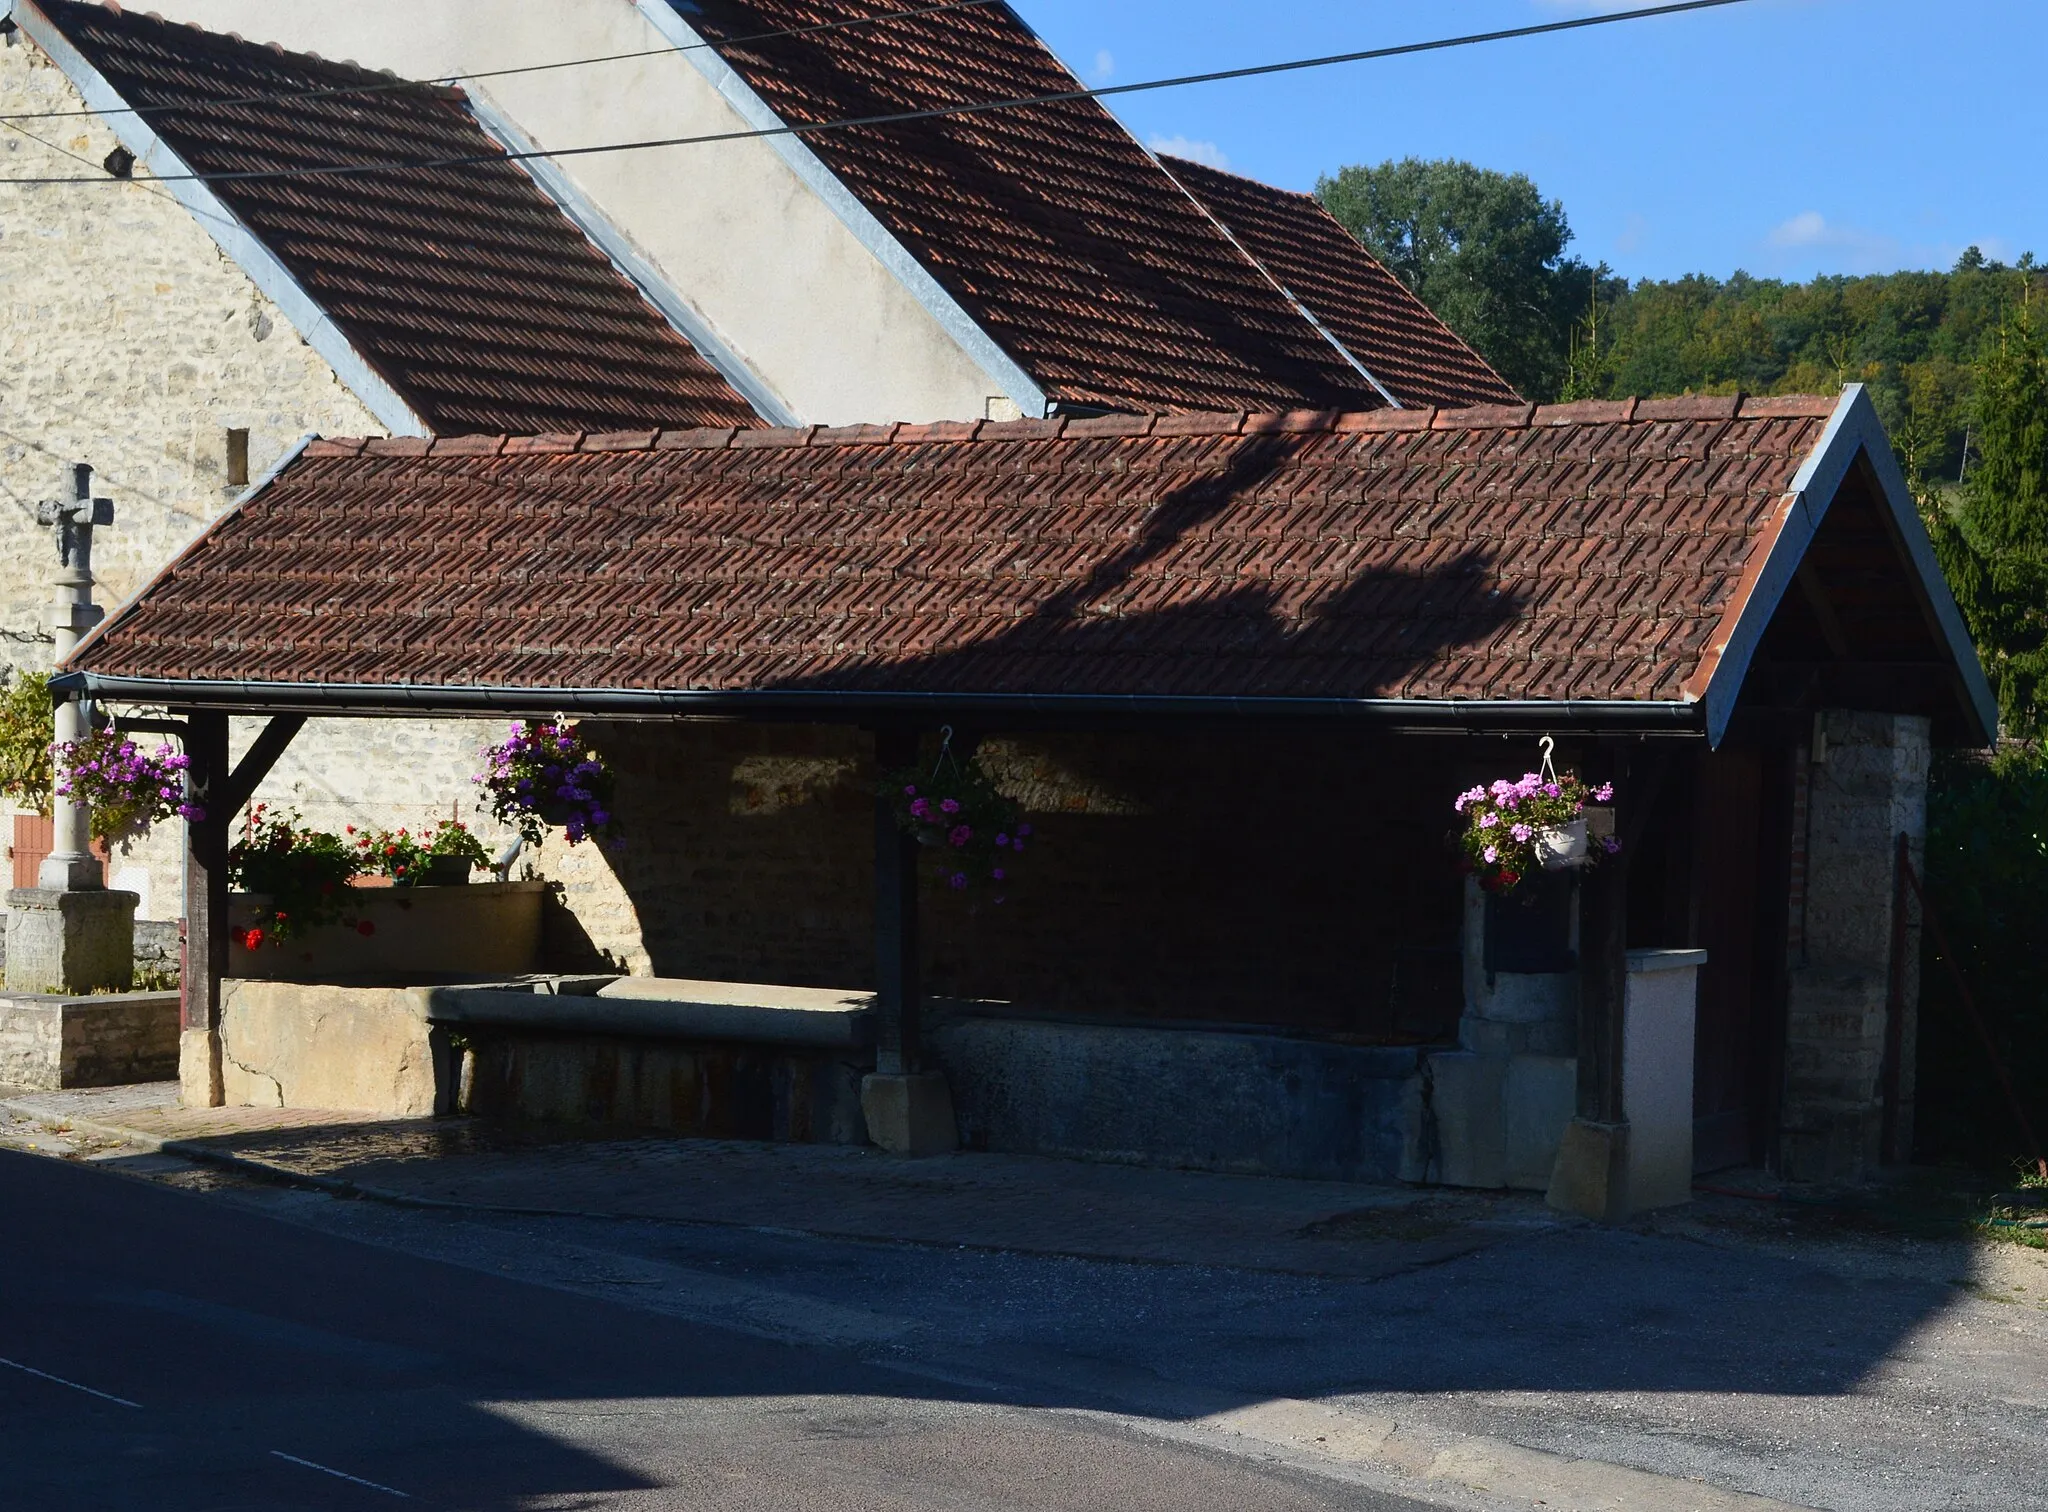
[
  {"left": 664, "top": 0, "right": 1514, "bottom": 415},
  {"left": 62, "top": 388, "right": 1994, "bottom": 746},
  {"left": 23, "top": 0, "right": 763, "bottom": 435}
]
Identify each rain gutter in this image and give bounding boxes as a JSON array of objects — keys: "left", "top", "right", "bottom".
[{"left": 48, "top": 673, "right": 1707, "bottom": 733}]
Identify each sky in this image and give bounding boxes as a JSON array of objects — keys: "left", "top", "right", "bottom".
[{"left": 1012, "top": 0, "right": 2044, "bottom": 286}]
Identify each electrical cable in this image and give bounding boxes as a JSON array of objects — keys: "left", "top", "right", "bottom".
[
  {"left": 0, "top": 0, "right": 1752, "bottom": 188},
  {"left": 0, "top": 0, "right": 1002, "bottom": 123}
]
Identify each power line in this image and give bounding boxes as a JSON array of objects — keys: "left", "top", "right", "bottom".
[
  {"left": 0, "top": 0, "right": 1752, "bottom": 188},
  {"left": 0, "top": 0, "right": 1001, "bottom": 124}
]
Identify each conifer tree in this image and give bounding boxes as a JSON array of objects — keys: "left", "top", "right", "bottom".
[{"left": 1930, "top": 299, "right": 2048, "bottom": 735}]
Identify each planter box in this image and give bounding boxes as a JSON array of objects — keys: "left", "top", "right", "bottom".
[{"left": 229, "top": 880, "right": 544, "bottom": 982}]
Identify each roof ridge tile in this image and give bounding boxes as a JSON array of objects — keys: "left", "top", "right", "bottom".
[{"left": 1435, "top": 402, "right": 1538, "bottom": 431}]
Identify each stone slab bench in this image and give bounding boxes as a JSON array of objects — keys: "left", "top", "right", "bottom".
[{"left": 428, "top": 977, "right": 875, "bottom": 1050}]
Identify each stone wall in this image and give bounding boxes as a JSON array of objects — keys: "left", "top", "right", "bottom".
[
  {"left": 540, "top": 720, "right": 1478, "bottom": 1032},
  {"left": 1780, "top": 710, "right": 1930, "bottom": 1179},
  {"left": 0, "top": 35, "right": 518, "bottom": 918}
]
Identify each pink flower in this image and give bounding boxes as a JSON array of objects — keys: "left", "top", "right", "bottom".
[
  {"left": 948, "top": 825, "right": 972, "bottom": 847},
  {"left": 1594, "top": 783, "right": 1615, "bottom": 803},
  {"left": 1511, "top": 823, "right": 1532, "bottom": 842},
  {"left": 1482, "top": 845, "right": 1498, "bottom": 864},
  {"left": 1479, "top": 812, "right": 1498, "bottom": 829}
]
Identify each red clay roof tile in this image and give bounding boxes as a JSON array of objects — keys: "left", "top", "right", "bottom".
[
  {"left": 1159, "top": 156, "right": 1521, "bottom": 411},
  {"left": 42, "top": 1, "right": 759, "bottom": 436},
  {"left": 76, "top": 402, "right": 1843, "bottom": 708},
  {"left": 674, "top": 0, "right": 1423, "bottom": 416}
]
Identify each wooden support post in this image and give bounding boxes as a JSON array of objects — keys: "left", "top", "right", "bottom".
[
  {"left": 180, "top": 710, "right": 229, "bottom": 1107},
  {"left": 1552, "top": 746, "right": 1671, "bottom": 1221},
  {"left": 873, "top": 726, "right": 921, "bottom": 1076},
  {"left": 1575, "top": 849, "right": 1630, "bottom": 1126}
]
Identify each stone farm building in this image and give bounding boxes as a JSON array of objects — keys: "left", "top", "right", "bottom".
[
  {"left": 1, "top": 0, "right": 1511, "bottom": 917},
  {"left": 63, "top": 388, "right": 1995, "bottom": 1193}
]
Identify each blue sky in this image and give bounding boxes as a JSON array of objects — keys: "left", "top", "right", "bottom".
[{"left": 1014, "top": 0, "right": 2044, "bottom": 285}]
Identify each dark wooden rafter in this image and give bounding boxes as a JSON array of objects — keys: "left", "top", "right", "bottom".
[{"left": 220, "top": 713, "right": 306, "bottom": 818}]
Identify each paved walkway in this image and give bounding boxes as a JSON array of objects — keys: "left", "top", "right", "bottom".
[{"left": 0, "top": 1082, "right": 1566, "bottom": 1277}]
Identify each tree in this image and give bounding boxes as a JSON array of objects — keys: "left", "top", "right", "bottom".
[
  {"left": 1317, "top": 158, "right": 1593, "bottom": 401},
  {"left": 1928, "top": 297, "right": 2048, "bottom": 735}
]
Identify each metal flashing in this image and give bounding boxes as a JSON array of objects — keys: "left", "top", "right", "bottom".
[
  {"left": 1697, "top": 385, "right": 1997, "bottom": 746},
  {"left": 464, "top": 89, "right": 798, "bottom": 428},
  {"left": 1154, "top": 153, "right": 1400, "bottom": 409},
  {"left": 13, "top": 3, "right": 430, "bottom": 439},
  {"left": 630, "top": 0, "right": 1050, "bottom": 420}
]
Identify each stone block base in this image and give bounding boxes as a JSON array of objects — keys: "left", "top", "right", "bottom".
[
  {"left": 1547, "top": 1118, "right": 1631, "bottom": 1222},
  {"left": 0, "top": 992, "right": 178, "bottom": 1089},
  {"left": 861, "top": 1070, "right": 958, "bottom": 1156},
  {"left": 5, "top": 888, "right": 139, "bottom": 994},
  {"left": 180, "top": 1027, "right": 223, "bottom": 1108}
]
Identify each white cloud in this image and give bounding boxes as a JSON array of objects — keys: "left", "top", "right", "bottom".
[
  {"left": 1767, "top": 210, "right": 1896, "bottom": 258},
  {"left": 1768, "top": 210, "right": 1830, "bottom": 248},
  {"left": 1148, "top": 134, "right": 1230, "bottom": 171},
  {"left": 1090, "top": 49, "right": 1115, "bottom": 84}
]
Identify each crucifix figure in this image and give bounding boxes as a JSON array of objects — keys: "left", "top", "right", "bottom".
[{"left": 35, "top": 462, "right": 113, "bottom": 891}]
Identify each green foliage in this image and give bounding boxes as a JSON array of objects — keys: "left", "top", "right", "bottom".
[
  {"left": 1920, "top": 746, "right": 2048, "bottom": 1168},
  {"left": 1317, "top": 158, "right": 1595, "bottom": 400},
  {"left": 228, "top": 804, "right": 358, "bottom": 946},
  {"left": 1572, "top": 254, "right": 2040, "bottom": 485},
  {"left": 351, "top": 819, "right": 490, "bottom": 884},
  {"left": 0, "top": 671, "right": 53, "bottom": 814},
  {"left": 1935, "top": 301, "right": 2048, "bottom": 735}
]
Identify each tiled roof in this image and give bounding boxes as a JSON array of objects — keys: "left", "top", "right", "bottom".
[
  {"left": 1161, "top": 156, "right": 1522, "bottom": 411},
  {"left": 74, "top": 396, "right": 1849, "bottom": 712},
  {"left": 675, "top": 0, "right": 1392, "bottom": 416},
  {"left": 40, "top": 0, "right": 760, "bottom": 435}
]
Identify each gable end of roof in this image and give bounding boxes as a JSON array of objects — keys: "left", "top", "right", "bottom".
[
  {"left": 1688, "top": 384, "right": 1997, "bottom": 747},
  {"left": 11, "top": 1, "right": 432, "bottom": 436}
]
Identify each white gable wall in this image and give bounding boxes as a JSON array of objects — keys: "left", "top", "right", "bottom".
[{"left": 139, "top": 0, "right": 1030, "bottom": 425}]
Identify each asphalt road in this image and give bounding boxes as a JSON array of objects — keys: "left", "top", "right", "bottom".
[{"left": 0, "top": 1148, "right": 1441, "bottom": 1511}]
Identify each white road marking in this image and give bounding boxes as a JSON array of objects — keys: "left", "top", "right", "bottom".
[
  {"left": 0, "top": 1354, "right": 142, "bottom": 1408},
  {"left": 270, "top": 1451, "right": 410, "bottom": 1499}
]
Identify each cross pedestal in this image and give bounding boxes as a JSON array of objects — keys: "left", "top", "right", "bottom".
[{"left": 4, "top": 463, "right": 135, "bottom": 993}]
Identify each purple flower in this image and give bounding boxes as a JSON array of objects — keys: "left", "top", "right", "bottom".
[
  {"left": 992, "top": 867, "right": 1006, "bottom": 881},
  {"left": 995, "top": 833, "right": 1010, "bottom": 848},
  {"left": 903, "top": 785, "right": 918, "bottom": 797},
  {"left": 949, "top": 872, "right": 968, "bottom": 890},
  {"left": 909, "top": 797, "right": 931, "bottom": 819},
  {"left": 1017, "top": 823, "right": 1032, "bottom": 837},
  {"left": 940, "top": 798, "right": 961, "bottom": 815},
  {"left": 948, "top": 825, "right": 972, "bottom": 847},
  {"left": 1602, "top": 836, "right": 1622, "bottom": 854}
]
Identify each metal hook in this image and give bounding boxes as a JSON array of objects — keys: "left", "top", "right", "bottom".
[
  {"left": 1538, "top": 734, "right": 1558, "bottom": 785},
  {"left": 931, "top": 725, "right": 955, "bottom": 780}
]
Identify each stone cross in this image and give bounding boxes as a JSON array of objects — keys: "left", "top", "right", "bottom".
[{"left": 35, "top": 463, "right": 112, "bottom": 891}]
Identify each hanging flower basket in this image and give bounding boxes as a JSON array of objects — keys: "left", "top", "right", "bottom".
[
  {"left": 883, "top": 732, "right": 1030, "bottom": 902},
  {"left": 52, "top": 727, "right": 201, "bottom": 842},
  {"left": 1454, "top": 757, "right": 1617, "bottom": 895},
  {"left": 475, "top": 720, "right": 618, "bottom": 847},
  {"left": 1534, "top": 817, "right": 1590, "bottom": 871}
]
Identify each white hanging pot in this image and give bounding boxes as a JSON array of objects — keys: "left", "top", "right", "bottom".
[{"left": 1535, "top": 818, "right": 1590, "bottom": 870}]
